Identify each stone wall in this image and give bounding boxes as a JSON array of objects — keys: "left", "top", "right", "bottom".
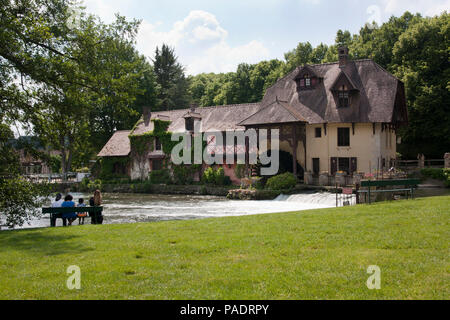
[{"left": 445, "top": 153, "right": 450, "bottom": 169}]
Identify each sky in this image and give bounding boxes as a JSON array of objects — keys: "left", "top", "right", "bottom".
[{"left": 78, "top": 0, "right": 447, "bottom": 75}]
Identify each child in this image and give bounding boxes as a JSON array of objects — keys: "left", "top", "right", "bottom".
[{"left": 77, "top": 198, "right": 87, "bottom": 225}]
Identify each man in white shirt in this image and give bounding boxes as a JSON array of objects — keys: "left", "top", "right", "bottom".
[
  {"left": 51, "top": 193, "right": 63, "bottom": 207},
  {"left": 50, "top": 193, "right": 64, "bottom": 226}
]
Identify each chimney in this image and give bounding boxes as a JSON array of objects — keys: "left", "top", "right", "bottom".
[
  {"left": 143, "top": 106, "right": 151, "bottom": 126},
  {"left": 338, "top": 46, "right": 349, "bottom": 68},
  {"left": 190, "top": 103, "right": 198, "bottom": 113}
]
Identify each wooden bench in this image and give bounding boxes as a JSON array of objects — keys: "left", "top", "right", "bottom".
[
  {"left": 358, "top": 179, "right": 420, "bottom": 204},
  {"left": 42, "top": 207, "right": 104, "bottom": 227}
]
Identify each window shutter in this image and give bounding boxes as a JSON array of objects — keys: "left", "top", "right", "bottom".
[
  {"left": 331, "top": 157, "right": 338, "bottom": 175},
  {"left": 350, "top": 157, "right": 357, "bottom": 173}
]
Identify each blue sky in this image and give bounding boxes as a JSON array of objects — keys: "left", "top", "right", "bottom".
[{"left": 82, "top": 0, "right": 449, "bottom": 74}]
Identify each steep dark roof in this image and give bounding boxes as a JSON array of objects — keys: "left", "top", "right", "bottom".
[
  {"left": 239, "top": 99, "right": 306, "bottom": 126},
  {"left": 258, "top": 59, "right": 406, "bottom": 124}
]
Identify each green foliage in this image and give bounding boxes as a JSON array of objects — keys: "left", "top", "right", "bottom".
[
  {"left": 149, "top": 169, "right": 171, "bottom": 184},
  {"left": 88, "top": 179, "right": 102, "bottom": 191},
  {"left": 172, "top": 165, "right": 201, "bottom": 185},
  {"left": 0, "top": 177, "right": 50, "bottom": 228},
  {"left": 214, "top": 167, "right": 225, "bottom": 185},
  {"left": 421, "top": 168, "right": 445, "bottom": 180},
  {"left": 202, "top": 167, "right": 216, "bottom": 184},
  {"left": 393, "top": 13, "right": 450, "bottom": 158},
  {"left": 153, "top": 44, "right": 190, "bottom": 110},
  {"left": 444, "top": 170, "right": 450, "bottom": 188},
  {"left": 234, "top": 164, "right": 246, "bottom": 179},
  {"left": 80, "top": 177, "right": 102, "bottom": 192},
  {"left": 99, "top": 157, "right": 129, "bottom": 180},
  {"left": 421, "top": 168, "right": 450, "bottom": 188},
  {"left": 265, "top": 172, "right": 297, "bottom": 190},
  {"left": 202, "top": 166, "right": 231, "bottom": 186},
  {"left": 48, "top": 155, "right": 61, "bottom": 173}
]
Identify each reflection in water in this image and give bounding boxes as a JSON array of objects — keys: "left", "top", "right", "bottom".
[{"left": 12, "top": 191, "right": 339, "bottom": 229}]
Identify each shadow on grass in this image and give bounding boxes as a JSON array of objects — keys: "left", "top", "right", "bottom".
[{"left": 0, "top": 229, "right": 94, "bottom": 256}]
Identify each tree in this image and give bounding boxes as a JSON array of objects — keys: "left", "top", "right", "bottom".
[
  {"left": 1, "top": 0, "right": 150, "bottom": 175},
  {"left": 0, "top": 124, "right": 49, "bottom": 228},
  {"left": 392, "top": 13, "right": 450, "bottom": 158},
  {"left": 153, "top": 44, "right": 190, "bottom": 110}
]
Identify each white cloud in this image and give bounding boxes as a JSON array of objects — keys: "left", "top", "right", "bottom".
[
  {"left": 135, "top": 10, "right": 270, "bottom": 75},
  {"left": 81, "top": 2, "right": 270, "bottom": 74},
  {"left": 382, "top": 0, "right": 449, "bottom": 16}
]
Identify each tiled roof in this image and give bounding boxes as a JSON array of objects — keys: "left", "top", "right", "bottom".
[
  {"left": 131, "top": 103, "right": 261, "bottom": 135},
  {"left": 97, "top": 130, "right": 131, "bottom": 157},
  {"left": 258, "top": 59, "right": 407, "bottom": 124}
]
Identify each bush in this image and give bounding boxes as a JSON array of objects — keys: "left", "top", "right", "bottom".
[
  {"left": 149, "top": 169, "right": 171, "bottom": 184},
  {"left": 215, "top": 167, "right": 225, "bottom": 185},
  {"left": 173, "top": 166, "right": 195, "bottom": 185},
  {"left": 265, "top": 172, "right": 297, "bottom": 190},
  {"left": 421, "top": 168, "right": 450, "bottom": 188},
  {"left": 421, "top": 168, "right": 445, "bottom": 180},
  {"left": 202, "top": 167, "right": 215, "bottom": 184},
  {"left": 202, "top": 167, "right": 232, "bottom": 186},
  {"left": 443, "top": 169, "right": 450, "bottom": 188},
  {"left": 87, "top": 179, "right": 102, "bottom": 191}
]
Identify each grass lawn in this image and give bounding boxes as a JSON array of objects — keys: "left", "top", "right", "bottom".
[{"left": 0, "top": 195, "right": 449, "bottom": 300}]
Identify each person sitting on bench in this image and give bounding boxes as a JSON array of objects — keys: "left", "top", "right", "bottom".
[
  {"left": 61, "top": 194, "right": 77, "bottom": 226},
  {"left": 52, "top": 193, "right": 63, "bottom": 208},
  {"left": 77, "top": 198, "right": 87, "bottom": 225}
]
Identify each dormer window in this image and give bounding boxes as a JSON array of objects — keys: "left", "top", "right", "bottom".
[
  {"left": 297, "top": 74, "right": 318, "bottom": 90},
  {"left": 305, "top": 74, "right": 311, "bottom": 87},
  {"left": 338, "top": 85, "right": 349, "bottom": 108},
  {"left": 295, "top": 66, "right": 320, "bottom": 91}
]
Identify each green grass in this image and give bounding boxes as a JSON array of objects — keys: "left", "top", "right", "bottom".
[{"left": 0, "top": 196, "right": 449, "bottom": 300}]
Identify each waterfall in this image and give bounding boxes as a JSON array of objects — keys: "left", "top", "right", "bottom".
[{"left": 274, "top": 192, "right": 355, "bottom": 207}]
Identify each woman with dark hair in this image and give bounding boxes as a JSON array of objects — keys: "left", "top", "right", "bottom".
[
  {"left": 61, "top": 194, "right": 77, "bottom": 226},
  {"left": 89, "top": 190, "right": 103, "bottom": 224}
]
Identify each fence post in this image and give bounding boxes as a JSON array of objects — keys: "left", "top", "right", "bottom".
[{"left": 445, "top": 153, "right": 450, "bottom": 169}]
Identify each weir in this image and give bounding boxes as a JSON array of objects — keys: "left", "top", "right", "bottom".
[{"left": 275, "top": 192, "right": 356, "bottom": 207}]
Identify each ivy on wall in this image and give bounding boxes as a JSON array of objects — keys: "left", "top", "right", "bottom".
[
  {"left": 129, "top": 119, "right": 177, "bottom": 157},
  {"left": 99, "top": 156, "right": 130, "bottom": 179}
]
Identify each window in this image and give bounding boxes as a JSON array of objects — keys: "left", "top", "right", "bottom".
[
  {"left": 155, "top": 137, "right": 161, "bottom": 151},
  {"left": 338, "top": 128, "right": 350, "bottom": 146},
  {"left": 338, "top": 157, "right": 350, "bottom": 174},
  {"left": 312, "top": 158, "right": 320, "bottom": 175},
  {"left": 152, "top": 159, "right": 163, "bottom": 171},
  {"left": 315, "top": 127, "right": 322, "bottom": 138},
  {"left": 297, "top": 73, "right": 318, "bottom": 89},
  {"left": 305, "top": 74, "right": 311, "bottom": 87},
  {"left": 185, "top": 118, "right": 194, "bottom": 131},
  {"left": 331, "top": 157, "right": 357, "bottom": 175},
  {"left": 338, "top": 85, "right": 349, "bottom": 108}
]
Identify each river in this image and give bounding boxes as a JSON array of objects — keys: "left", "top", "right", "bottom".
[
  {"left": 10, "top": 191, "right": 342, "bottom": 229},
  {"left": 7, "top": 188, "right": 448, "bottom": 230}
]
